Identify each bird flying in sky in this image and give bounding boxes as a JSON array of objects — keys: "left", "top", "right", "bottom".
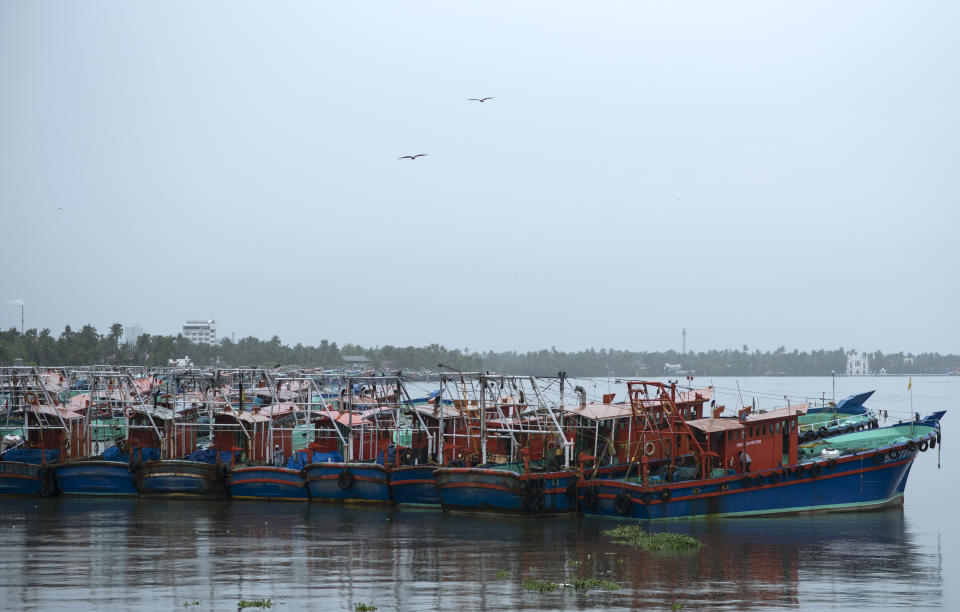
[
  {"left": 398, "top": 154, "right": 428, "bottom": 160},
  {"left": 468, "top": 97, "right": 494, "bottom": 102}
]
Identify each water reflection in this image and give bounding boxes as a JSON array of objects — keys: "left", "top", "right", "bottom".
[{"left": 0, "top": 498, "right": 942, "bottom": 610}]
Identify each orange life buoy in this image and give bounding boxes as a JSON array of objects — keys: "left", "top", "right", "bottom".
[
  {"left": 644, "top": 441, "right": 656, "bottom": 456},
  {"left": 24, "top": 391, "right": 39, "bottom": 405},
  {"left": 99, "top": 403, "right": 112, "bottom": 417},
  {"left": 124, "top": 406, "right": 135, "bottom": 419}
]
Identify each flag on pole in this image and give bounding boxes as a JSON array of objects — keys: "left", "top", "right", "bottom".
[{"left": 907, "top": 377, "right": 912, "bottom": 391}]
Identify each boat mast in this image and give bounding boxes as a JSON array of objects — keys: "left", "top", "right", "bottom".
[{"left": 480, "top": 375, "right": 487, "bottom": 465}]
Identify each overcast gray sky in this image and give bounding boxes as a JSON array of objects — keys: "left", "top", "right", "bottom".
[{"left": 1, "top": 2, "right": 957, "bottom": 354}]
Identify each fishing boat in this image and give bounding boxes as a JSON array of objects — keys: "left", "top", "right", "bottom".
[
  {"left": 228, "top": 375, "right": 348, "bottom": 501},
  {"left": 388, "top": 391, "right": 465, "bottom": 506},
  {"left": 54, "top": 370, "right": 165, "bottom": 496},
  {"left": 434, "top": 375, "right": 713, "bottom": 514},
  {"left": 303, "top": 374, "right": 424, "bottom": 504},
  {"left": 134, "top": 369, "right": 248, "bottom": 497},
  {"left": 433, "top": 373, "right": 582, "bottom": 514},
  {"left": 0, "top": 368, "right": 81, "bottom": 496},
  {"left": 577, "top": 381, "right": 945, "bottom": 519}
]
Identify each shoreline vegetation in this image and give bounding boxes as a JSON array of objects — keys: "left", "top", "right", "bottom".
[{"left": 1, "top": 324, "right": 957, "bottom": 376}]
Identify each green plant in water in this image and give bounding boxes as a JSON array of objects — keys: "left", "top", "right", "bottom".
[
  {"left": 602, "top": 524, "right": 701, "bottom": 552},
  {"left": 638, "top": 532, "right": 701, "bottom": 552},
  {"left": 603, "top": 524, "right": 645, "bottom": 545},
  {"left": 237, "top": 599, "right": 274, "bottom": 609},
  {"left": 183, "top": 602, "right": 200, "bottom": 608},
  {"left": 495, "top": 569, "right": 509, "bottom": 579},
  {"left": 521, "top": 579, "right": 559, "bottom": 593},
  {"left": 565, "top": 559, "right": 581, "bottom": 566},
  {"left": 354, "top": 604, "right": 378, "bottom": 612},
  {"left": 570, "top": 576, "right": 620, "bottom": 591},
  {"left": 671, "top": 603, "right": 685, "bottom": 610}
]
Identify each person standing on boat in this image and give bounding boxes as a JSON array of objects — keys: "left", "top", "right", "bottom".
[
  {"left": 739, "top": 450, "right": 752, "bottom": 473},
  {"left": 273, "top": 444, "right": 285, "bottom": 468}
]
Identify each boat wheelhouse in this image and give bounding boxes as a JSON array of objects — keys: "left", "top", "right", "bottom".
[{"left": 577, "top": 382, "right": 944, "bottom": 519}]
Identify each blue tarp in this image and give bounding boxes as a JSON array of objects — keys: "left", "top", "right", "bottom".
[
  {"left": 184, "top": 448, "right": 240, "bottom": 465},
  {"left": 1, "top": 448, "right": 60, "bottom": 464},
  {"left": 103, "top": 446, "right": 161, "bottom": 462},
  {"left": 286, "top": 449, "right": 343, "bottom": 470},
  {"left": 102, "top": 446, "right": 127, "bottom": 462},
  {"left": 376, "top": 445, "right": 396, "bottom": 466},
  {"left": 139, "top": 447, "right": 161, "bottom": 462}
]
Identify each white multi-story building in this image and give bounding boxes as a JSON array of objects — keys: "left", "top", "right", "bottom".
[
  {"left": 123, "top": 324, "right": 143, "bottom": 347},
  {"left": 183, "top": 320, "right": 216, "bottom": 345},
  {"left": 846, "top": 352, "right": 870, "bottom": 376}
]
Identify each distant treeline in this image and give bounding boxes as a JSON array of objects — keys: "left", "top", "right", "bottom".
[{"left": 2, "top": 325, "right": 958, "bottom": 377}]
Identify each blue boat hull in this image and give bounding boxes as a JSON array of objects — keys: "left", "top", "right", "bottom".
[
  {"left": 304, "top": 462, "right": 391, "bottom": 503},
  {"left": 228, "top": 467, "right": 309, "bottom": 501},
  {"left": 0, "top": 461, "right": 52, "bottom": 497},
  {"left": 390, "top": 465, "right": 440, "bottom": 505},
  {"left": 435, "top": 468, "right": 579, "bottom": 514},
  {"left": 579, "top": 446, "right": 919, "bottom": 520},
  {"left": 55, "top": 460, "right": 137, "bottom": 496},
  {"left": 136, "top": 460, "right": 224, "bottom": 497}
]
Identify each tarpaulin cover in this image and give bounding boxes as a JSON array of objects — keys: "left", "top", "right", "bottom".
[
  {"left": 137, "top": 447, "right": 161, "bottom": 462},
  {"left": 102, "top": 445, "right": 126, "bottom": 462},
  {"left": 376, "top": 445, "right": 397, "bottom": 466},
  {"left": 286, "top": 449, "right": 343, "bottom": 470},
  {"left": 103, "top": 446, "right": 161, "bottom": 462},
  {"left": 1, "top": 448, "right": 60, "bottom": 464},
  {"left": 184, "top": 448, "right": 240, "bottom": 464}
]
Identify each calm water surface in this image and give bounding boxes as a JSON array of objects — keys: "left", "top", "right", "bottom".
[{"left": 0, "top": 376, "right": 955, "bottom": 610}]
